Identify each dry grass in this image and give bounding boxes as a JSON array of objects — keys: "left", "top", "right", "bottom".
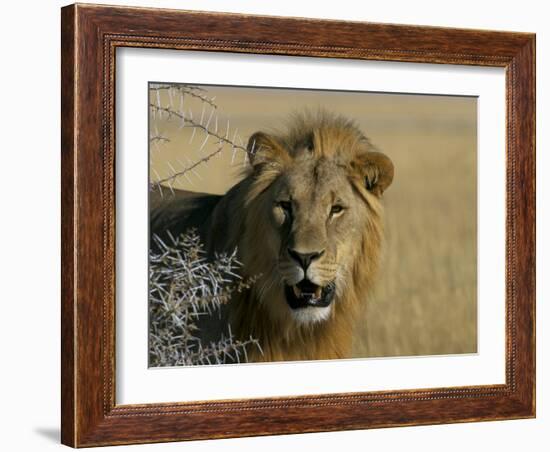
[{"left": 353, "top": 132, "right": 477, "bottom": 357}]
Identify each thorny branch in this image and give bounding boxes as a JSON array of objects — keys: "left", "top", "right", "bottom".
[
  {"left": 153, "top": 145, "right": 225, "bottom": 187},
  {"left": 149, "top": 230, "right": 262, "bottom": 366},
  {"left": 149, "top": 103, "right": 247, "bottom": 152},
  {"left": 150, "top": 84, "right": 218, "bottom": 109},
  {"left": 150, "top": 135, "right": 170, "bottom": 144},
  {"left": 148, "top": 84, "right": 248, "bottom": 190}
]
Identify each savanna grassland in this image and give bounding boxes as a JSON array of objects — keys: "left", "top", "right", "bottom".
[
  {"left": 150, "top": 84, "right": 477, "bottom": 358},
  {"left": 355, "top": 126, "right": 477, "bottom": 357}
]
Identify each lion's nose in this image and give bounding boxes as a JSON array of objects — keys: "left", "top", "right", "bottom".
[{"left": 288, "top": 248, "right": 325, "bottom": 270}]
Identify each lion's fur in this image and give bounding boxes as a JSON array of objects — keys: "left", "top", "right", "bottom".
[{"left": 151, "top": 110, "right": 393, "bottom": 362}]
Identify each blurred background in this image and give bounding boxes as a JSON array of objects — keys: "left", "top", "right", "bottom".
[{"left": 149, "top": 83, "right": 477, "bottom": 358}]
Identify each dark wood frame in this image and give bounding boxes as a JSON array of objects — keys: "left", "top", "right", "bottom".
[{"left": 61, "top": 3, "right": 536, "bottom": 447}]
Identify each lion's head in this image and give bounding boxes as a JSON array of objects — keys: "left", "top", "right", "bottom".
[{"left": 235, "top": 111, "right": 394, "bottom": 332}]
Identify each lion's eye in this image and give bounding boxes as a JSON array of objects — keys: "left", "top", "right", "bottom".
[
  {"left": 330, "top": 205, "right": 344, "bottom": 216},
  {"left": 279, "top": 201, "right": 292, "bottom": 212}
]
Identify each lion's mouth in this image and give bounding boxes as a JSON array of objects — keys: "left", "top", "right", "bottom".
[{"left": 284, "top": 279, "right": 335, "bottom": 309}]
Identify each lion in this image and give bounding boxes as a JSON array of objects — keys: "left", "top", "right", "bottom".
[{"left": 150, "top": 110, "right": 394, "bottom": 362}]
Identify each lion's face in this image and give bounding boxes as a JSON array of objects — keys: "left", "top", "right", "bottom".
[
  {"left": 241, "top": 113, "right": 393, "bottom": 326},
  {"left": 267, "top": 156, "right": 367, "bottom": 323}
]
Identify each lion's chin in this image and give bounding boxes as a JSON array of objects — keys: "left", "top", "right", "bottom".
[{"left": 289, "top": 305, "right": 332, "bottom": 325}]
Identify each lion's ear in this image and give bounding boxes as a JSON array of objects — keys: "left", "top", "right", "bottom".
[
  {"left": 358, "top": 151, "right": 394, "bottom": 196},
  {"left": 247, "top": 132, "right": 289, "bottom": 170}
]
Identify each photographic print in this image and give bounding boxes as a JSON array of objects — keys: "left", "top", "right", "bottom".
[{"left": 148, "top": 83, "right": 477, "bottom": 367}]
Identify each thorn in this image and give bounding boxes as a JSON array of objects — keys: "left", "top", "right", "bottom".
[
  {"left": 178, "top": 110, "right": 186, "bottom": 130},
  {"left": 199, "top": 104, "right": 205, "bottom": 126},
  {"left": 205, "top": 107, "right": 215, "bottom": 130},
  {"left": 183, "top": 172, "right": 195, "bottom": 187},
  {"left": 167, "top": 161, "right": 177, "bottom": 175},
  {"left": 179, "top": 92, "right": 185, "bottom": 114},
  {"left": 199, "top": 133, "right": 209, "bottom": 152},
  {"left": 168, "top": 87, "right": 173, "bottom": 108}
]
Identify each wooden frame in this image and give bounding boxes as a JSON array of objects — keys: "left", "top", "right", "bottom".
[{"left": 61, "top": 3, "right": 535, "bottom": 447}]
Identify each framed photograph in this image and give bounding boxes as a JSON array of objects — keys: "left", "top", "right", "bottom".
[{"left": 61, "top": 3, "right": 536, "bottom": 447}]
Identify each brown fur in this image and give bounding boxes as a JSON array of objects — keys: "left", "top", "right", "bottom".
[{"left": 153, "top": 110, "right": 394, "bottom": 362}]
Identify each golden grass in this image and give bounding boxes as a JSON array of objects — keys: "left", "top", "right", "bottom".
[{"left": 352, "top": 131, "right": 477, "bottom": 357}]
